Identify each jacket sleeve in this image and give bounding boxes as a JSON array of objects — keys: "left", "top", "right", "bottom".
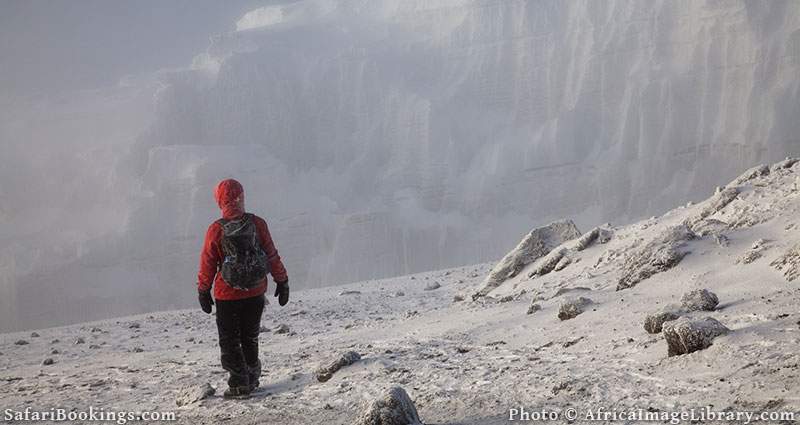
[
  {"left": 256, "top": 218, "right": 288, "bottom": 283},
  {"left": 197, "top": 222, "right": 221, "bottom": 292}
]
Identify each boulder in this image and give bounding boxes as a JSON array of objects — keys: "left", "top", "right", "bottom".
[
  {"left": 315, "top": 351, "right": 361, "bottom": 382},
  {"left": 681, "top": 289, "right": 719, "bottom": 312},
  {"left": 473, "top": 220, "right": 581, "bottom": 299},
  {"left": 175, "top": 383, "right": 215, "bottom": 407},
  {"left": 354, "top": 386, "right": 422, "bottom": 425},
  {"left": 617, "top": 225, "right": 694, "bottom": 290},
  {"left": 574, "top": 226, "right": 613, "bottom": 251},
  {"left": 553, "top": 255, "right": 572, "bottom": 272},
  {"left": 662, "top": 317, "right": 730, "bottom": 356},
  {"left": 643, "top": 308, "right": 682, "bottom": 334},
  {"left": 769, "top": 157, "right": 799, "bottom": 171},
  {"left": 526, "top": 303, "right": 542, "bottom": 315},
  {"left": 528, "top": 248, "right": 567, "bottom": 278},
  {"left": 424, "top": 281, "right": 441, "bottom": 291},
  {"left": 557, "top": 297, "right": 592, "bottom": 321},
  {"left": 730, "top": 164, "right": 770, "bottom": 186},
  {"left": 770, "top": 243, "right": 800, "bottom": 282},
  {"left": 684, "top": 187, "right": 739, "bottom": 232}
]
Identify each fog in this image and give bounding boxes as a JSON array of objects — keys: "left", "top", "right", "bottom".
[{"left": 1, "top": 0, "right": 799, "bottom": 332}]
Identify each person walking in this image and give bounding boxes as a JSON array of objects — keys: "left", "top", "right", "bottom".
[{"left": 196, "top": 178, "right": 290, "bottom": 398}]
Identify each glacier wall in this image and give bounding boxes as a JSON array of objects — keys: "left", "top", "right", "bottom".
[{"left": 2, "top": 0, "right": 800, "bottom": 331}]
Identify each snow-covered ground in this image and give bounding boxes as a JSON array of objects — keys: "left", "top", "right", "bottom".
[{"left": 2, "top": 159, "right": 800, "bottom": 424}]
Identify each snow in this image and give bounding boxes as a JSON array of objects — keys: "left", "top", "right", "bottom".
[{"left": 2, "top": 158, "right": 800, "bottom": 423}]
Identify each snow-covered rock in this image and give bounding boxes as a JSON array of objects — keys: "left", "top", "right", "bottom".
[
  {"left": 557, "top": 297, "right": 593, "bottom": 321},
  {"left": 684, "top": 187, "right": 740, "bottom": 232},
  {"left": 617, "top": 225, "right": 695, "bottom": 290},
  {"left": 315, "top": 351, "right": 361, "bottom": 383},
  {"left": 770, "top": 243, "right": 800, "bottom": 282},
  {"left": 175, "top": 383, "right": 215, "bottom": 407},
  {"left": 354, "top": 386, "right": 422, "bottom": 425},
  {"left": 474, "top": 220, "right": 581, "bottom": 298},
  {"left": 643, "top": 308, "right": 682, "bottom": 334},
  {"left": 662, "top": 317, "right": 730, "bottom": 356},
  {"left": 680, "top": 289, "right": 719, "bottom": 312}
]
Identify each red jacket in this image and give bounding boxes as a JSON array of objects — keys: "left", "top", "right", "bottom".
[{"left": 197, "top": 179, "right": 288, "bottom": 301}]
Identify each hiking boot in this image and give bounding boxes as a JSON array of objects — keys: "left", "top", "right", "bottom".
[{"left": 223, "top": 386, "right": 252, "bottom": 399}]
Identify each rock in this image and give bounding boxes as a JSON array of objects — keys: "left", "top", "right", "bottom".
[
  {"left": 424, "top": 281, "right": 441, "bottom": 291},
  {"left": 681, "top": 289, "right": 719, "bottom": 312},
  {"left": 90, "top": 327, "right": 103, "bottom": 333},
  {"left": 617, "top": 225, "right": 694, "bottom": 290},
  {"left": 132, "top": 347, "right": 144, "bottom": 353},
  {"left": 394, "top": 291, "right": 405, "bottom": 297},
  {"left": 684, "top": 187, "right": 740, "bottom": 232},
  {"left": 770, "top": 157, "right": 800, "bottom": 171},
  {"left": 274, "top": 324, "right": 290, "bottom": 334},
  {"left": 259, "top": 325, "right": 269, "bottom": 332},
  {"left": 74, "top": 337, "right": 85, "bottom": 345},
  {"left": 452, "top": 294, "right": 465, "bottom": 302},
  {"left": 89, "top": 344, "right": 101, "bottom": 349},
  {"left": 50, "top": 349, "right": 60, "bottom": 355},
  {"left": 527, "top": 303, "right": 542, "bottom": 315},
  {"left": 574, "top": 226, "right": 614, "bottom": 251},
  {"left": 473, "top": 220, "right": 581, "bottom": 299},
  {"left": 662, "top": 317, "right": 730, "bottom": 356},
  {"left": 354, "top": 386, "right": 422, "bottom": 425},
  {"left": 315, "top": 351, "right": 361, "bottom": 382},
  {"left": 128, "top": 322, "right": 141, "bottom": 329},
  {"left": 553, "top": 255, "right": 572, "bottom": 272},
  {"left": 528, "top": 248, "right": 567, "bottom": 277},
  {"left": 770, "top": 243, "right": 800, "bottom": 282},
  {"left": 30, "top": 332, "right": 40, "bottom": 338},
  {"left": 557, "top": 297, "right": 592, "bottom": 321},
  {"left": 50, "top": 339, "right": 59, "bottom": 344},
  {"left": 42, "top": 358, "right": 54, "bottom": 366},
  {"left": 737, "top": 249, "right": 763, "bottom": 264},
  {"left": 339, "top": 290, "right": 362, "bottom": 296},
  {"left": 731, "top": 163, "right": 770, "bottom": 186},
  {"left": 644, "top": 308, "right": 682, "bottom": 334},
  {"left": 175, "top": 383, "right": 215, "bottom": 407},
  {"left": 14, "top": 340, "right": 28, "bottom": 346}
]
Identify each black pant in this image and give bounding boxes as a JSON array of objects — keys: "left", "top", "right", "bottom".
[{"left": 215, "top": 294, "right": 265, "bottom": 388}]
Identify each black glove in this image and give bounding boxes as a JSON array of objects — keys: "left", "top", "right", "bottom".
[
  {"left": 274, "top": 280, "right": 289, "bottom": 307},
  {"left": 198, "top": 290, "right": 214, "bottom": 314}
]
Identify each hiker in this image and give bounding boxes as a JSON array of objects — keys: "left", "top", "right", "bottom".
[{"left": 196, "top": 178, "right": 289, "bottom": 398}]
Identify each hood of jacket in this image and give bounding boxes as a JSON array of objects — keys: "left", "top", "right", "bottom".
[{"left": 214, "top": 179, "right": 245, "bottom": 220}]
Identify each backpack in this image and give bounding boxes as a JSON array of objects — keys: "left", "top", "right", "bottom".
[{"left": 217, "top": 213, "right": 269, "bottom": 290}]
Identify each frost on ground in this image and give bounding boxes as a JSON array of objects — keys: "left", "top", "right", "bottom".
[{"left": 2, "top": 159, "right": 800, "bottom": 424}]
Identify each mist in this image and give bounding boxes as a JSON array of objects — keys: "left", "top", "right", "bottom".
[{"left": 2, "top": 0, "right": 799, "bottom": 332}]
